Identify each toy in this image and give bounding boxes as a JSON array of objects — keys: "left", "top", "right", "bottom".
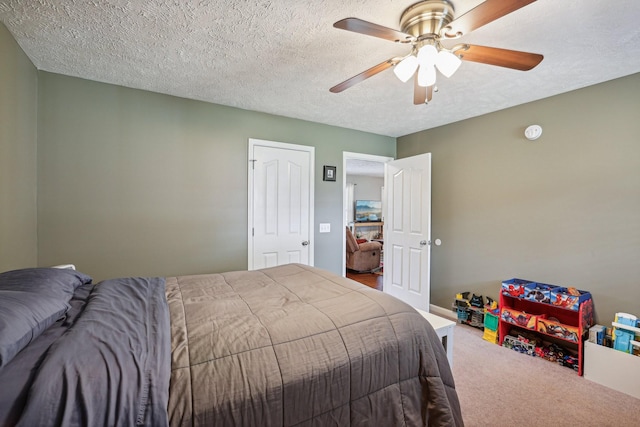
[
  {"left": 543, "top": 324, "right": 578, "bottom": 342},
  {"left": 534, "top": 341, "right": 578, "bottom": 371},
  {"left": 485, "top": 296, "right": 498, "bottom": 311},
  {"left": 469, "top": 294, "right": 484, "bottom": 308},
  {"left": 501, "top": 278, "right": 534, "bottom": 298},
  {"left": 562, "top": 354, "right": 579, "bottom": 371},
  {"left": 455, "top": 292, "right": 471, "bottom": 308},
  {"left": 482, "top": 328, "right": 499, "bottom": 344},
  {"left": 453, "top": 292, "right": 488, "bottom": 329},
  {"left": 613, "top": 312, "right": 638, "bottom": 354},
  {"left": 523, "top": 283, "right": 556, "bottom": 304},
  {"left": 537, "top": 318, "right": 579, "bottom": 342},
  {"left": 504, "top": 284, "right": 525, "bottom": 298},
  {"left": 501, "top": 307, "right": 536, "bottom": 330},
  {"left": 552, "top": 293, "right": 575, "bottom": 309},
  {"left": 549, "top": 287, "right": 592, "bottom": 311},
  {"left": 484, "top": 311, "right": 499, "bottom": 331},
  {"left": 566, "top": 287, "right": 581, "bottom": 296},
  {"left": 502, "top": 335, "right": 535, "bottom": 356}
]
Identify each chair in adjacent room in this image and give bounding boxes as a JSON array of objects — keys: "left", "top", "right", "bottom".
[{"left": 346, "top": 227, "right": 382, "bottom": 273}]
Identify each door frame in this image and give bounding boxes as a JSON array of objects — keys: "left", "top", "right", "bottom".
[
  {"left": 248, "top": 138, "right": 315, "bottom": 269},
  {"left": 342, "top": 151, "right": 394, "bottom": 277}
]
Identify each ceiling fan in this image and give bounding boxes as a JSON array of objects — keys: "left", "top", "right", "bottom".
[{"left": 330, "top": 0, "right": 543, "bottom": 105}]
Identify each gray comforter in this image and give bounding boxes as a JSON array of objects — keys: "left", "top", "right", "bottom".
[
  {"left": 166, "top": 264, "right": 463, "bottom": 426},
  {"left": 5, "top": 264, "right": 462, "bottom": 426},
  {"left": 14, "top": 277, "right": 171, "bottom": 427}
]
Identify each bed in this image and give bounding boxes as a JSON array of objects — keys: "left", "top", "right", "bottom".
[{"left": 0, "top": 263, "right": 463, "bottom": 426}]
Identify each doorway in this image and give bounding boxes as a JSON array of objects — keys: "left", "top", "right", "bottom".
[
  {"left": 343, "top": 151, "right": 433, "bottom": 313},
  {"left": 342, "top": 152, "right": 393, "bottom": 281}
]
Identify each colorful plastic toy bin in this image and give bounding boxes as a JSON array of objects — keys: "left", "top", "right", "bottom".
[
  {"left": 549, "top": 288, "right": 592, "bottom": 311},
  {"left": 482, "top": 328, "right": 499, "bottom": 344},
  {"left": 523, "top": 282, "right": 557, "bottom": 304},
  {"left": 500, "top": 307, "right": 537, "bottom": 330},
  {"left": 501, "top": 278, "right": 535, "bottom": 298},
  {"left": 456, "top": 307, "right": 469, "bottom": 323},
  {"left": 537, "top": 318, "right": 580, "bottom": 343},
  {"left": 484, "top": 311, "right": 499, "bottom": 331}
]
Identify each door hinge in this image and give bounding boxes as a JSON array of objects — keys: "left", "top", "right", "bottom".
[
  {"left": 249, "top": 159, "right": 257, "bottom": 170},
  {"left": 252, "top": 228, "right": 254, "bottom": 237}
]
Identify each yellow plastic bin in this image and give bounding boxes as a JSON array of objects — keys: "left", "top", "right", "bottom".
[{"left": 482, "top": 328, "right": 499, "bottom": 344}]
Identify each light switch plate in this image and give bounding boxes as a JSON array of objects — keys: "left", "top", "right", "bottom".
[{"left": 319, "top": 223, "right": 330, "bottom": 233}]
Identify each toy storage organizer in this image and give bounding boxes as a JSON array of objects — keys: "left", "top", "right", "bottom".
[
  {"left": 499, "top": 284, "right": 593, "bottom": 375},
  {"left": 584, "top": 317, "right": 640, "bottom": 399}
]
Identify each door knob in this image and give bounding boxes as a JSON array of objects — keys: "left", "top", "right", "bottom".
[
  {"left": 301, "top": 241, "right": 310, "bottom": 246},
  {"left": 420, "top": 240, "right": 427, "bottom": 247}
]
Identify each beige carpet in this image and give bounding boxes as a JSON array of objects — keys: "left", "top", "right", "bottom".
[{"left": 451, "top": 324, "right": 640, "bottom": 426}]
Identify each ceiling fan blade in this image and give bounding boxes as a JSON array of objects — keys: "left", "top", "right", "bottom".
[
  {"left": 453, "top": 44, "right": 543, "bottom": 71},
  {"left": 330, "top": 58, "right": 401, "bottom": 93},
  {"left": 414, "top": 77, "right": 426, "bottom": 105},
  {"left": 442, "top": 0, "right": 537, "bottom": 39},
  {"left": 334, "top": 18, "right": 413, "bottom": 43}
]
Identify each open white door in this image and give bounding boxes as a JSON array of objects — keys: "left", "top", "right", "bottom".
[
  {"left": 248, "top": 139, "right": 314, "bottom": 270},
  {"left": 383, "top": 153, "right": 432, "bottom": 311}
]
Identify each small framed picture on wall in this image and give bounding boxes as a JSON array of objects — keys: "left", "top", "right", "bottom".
[{"left": 323, "top": 165, "right": 337, "bottom": 181}]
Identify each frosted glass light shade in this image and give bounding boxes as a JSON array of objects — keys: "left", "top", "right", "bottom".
[
  {"left": 393, "top": 55, "right": 419, "bottom": 83},
  {"left": 417, "top": 64, "right": 436, "bottom": 87},
  {"left": 417, "top": 44, "right": 438, "bottom": 66},
  {"left": 436, "top": 50, "right": 462, "bottom": 78}
]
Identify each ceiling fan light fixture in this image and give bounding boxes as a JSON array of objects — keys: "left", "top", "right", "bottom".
[
  {"left": 393, "top": 55, "right": 419, "bottom": 83},
  {"left": 435, "top": 50, "right": 461, "bottom": 77},
  {"left": 331, "top": 1, "right": 543, "bottom": 103},
  {"left": 417, "top": 63, "right": 436, "bottom": 87},
  {"left": 417, "top": 44, "right": 438, "bottom": 66}
]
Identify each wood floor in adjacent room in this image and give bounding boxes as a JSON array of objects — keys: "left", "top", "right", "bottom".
[{"left": 346, "top": 270, "right": 383, "bottom": 291}]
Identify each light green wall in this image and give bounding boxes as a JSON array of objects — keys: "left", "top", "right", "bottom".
[
  {"left": 398, "top": 73, "right": 640, "bottom": 323},
  {"left": 0, "top": 23, "right": 38, "bottom": 271},
  {"left": 37, "top": 72, "right": 395, "bottom": 280}
]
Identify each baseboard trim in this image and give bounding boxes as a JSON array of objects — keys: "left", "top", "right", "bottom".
[{"left": 430, "top": 304, "right": 457, "bottom": 321}]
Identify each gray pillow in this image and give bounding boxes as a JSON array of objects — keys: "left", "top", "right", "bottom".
[{"left": 0, "top": 267, "right": 92, "bottom": 367}]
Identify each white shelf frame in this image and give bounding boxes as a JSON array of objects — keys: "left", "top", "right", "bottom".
[{"left": 612, "top": 322, "right": 640, "bottom": 348}]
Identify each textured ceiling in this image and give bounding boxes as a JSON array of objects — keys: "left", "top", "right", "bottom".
[
  {"left": 346, "top": 159, "right": 385, "bottom": 178},
  {"left": 1, "top": 0, "right": 639, "bottom": 137}
]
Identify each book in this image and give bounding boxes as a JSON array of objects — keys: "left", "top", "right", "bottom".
[{"left": 589, "top": 324, "right": 606, "bottom": 345}]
